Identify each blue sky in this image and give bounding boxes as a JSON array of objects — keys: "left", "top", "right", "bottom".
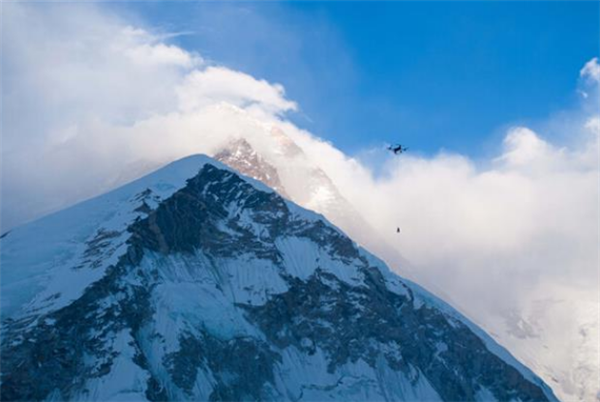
[{"left": 122, "top": 1, "right": 599, "bottom": 157}]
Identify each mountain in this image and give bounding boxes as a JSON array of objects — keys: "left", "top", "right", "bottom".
[{"left": 0, "top": 155, "right": 558, "bottom": 402}]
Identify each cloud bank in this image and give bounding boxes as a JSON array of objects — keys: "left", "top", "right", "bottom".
[{"left": 2, "top": 4, "right": 598, "bottom": 401}]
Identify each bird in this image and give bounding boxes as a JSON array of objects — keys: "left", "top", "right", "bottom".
[{"left": 396, "top": 227, "right": 400, "bottom": 233}]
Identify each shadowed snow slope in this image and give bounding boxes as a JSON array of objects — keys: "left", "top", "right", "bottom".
[{"left": 1, "top": 155, "right": 557, "bottom": 402}]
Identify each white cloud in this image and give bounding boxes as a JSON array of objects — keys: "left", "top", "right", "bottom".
[
  {"left": 125, "top": 42, "right": 200, "bottom": 68},
  {"left": 176, "top": 67, "right": 297, "bottom": 114},
  {"left": 499, "top": 127, "right": 557, "bottom": 166},
  {"left": 1, "top": 5, "right": 598, "bottom": 402},
  {"left": 580, "top": 57, "right": 600, "bottom": 83}
]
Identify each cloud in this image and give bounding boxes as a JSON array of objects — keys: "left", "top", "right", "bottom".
[
  {"left": 177, "top": 67, "right": 297, "bottom": 115},
  {"left": 580, "top": 57, "right": 600, "bottom": 83},
  {"left": 2, "top": 4, "right": 598, "bottom": 401}
]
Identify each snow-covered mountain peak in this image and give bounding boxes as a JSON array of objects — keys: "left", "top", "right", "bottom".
[{"left": 1, "top": 156, "right": 558, "bottom": 402}]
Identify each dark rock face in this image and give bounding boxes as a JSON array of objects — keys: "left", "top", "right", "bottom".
[
  {"left": 0, "top": 163, "right": 556, "bottom": 402},
  {"left": 129, "top": 164, "right": 358, "bottom": 264},
  {"left": 164, "top": 331, "right": 279, "bottom": 401},
  {"left": 241, "top": 268, "right": 549, "bottom": 402}
]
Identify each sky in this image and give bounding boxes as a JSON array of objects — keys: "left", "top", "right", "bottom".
[
  {"left": 123, "top": 1, "right": 600, "bottom": 156},
  {"left": 1, "top": 3, "right": 599, "bottom": 401}
]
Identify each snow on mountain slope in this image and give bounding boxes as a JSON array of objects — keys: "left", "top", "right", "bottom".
[
  {"left": 0, "top": 156, "right": 215, "bottom": 319},
  {"left": 1, "top": 155, "right": 558, "bottom": 402}
]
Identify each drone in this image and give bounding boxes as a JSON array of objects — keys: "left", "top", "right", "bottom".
[{"left": 387, "top": 144, "right": 408, "bottom": 155}]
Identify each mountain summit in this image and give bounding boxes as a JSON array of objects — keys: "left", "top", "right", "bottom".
[{"left": 1, "top": 155, "right": 557, "bottom": 402}]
